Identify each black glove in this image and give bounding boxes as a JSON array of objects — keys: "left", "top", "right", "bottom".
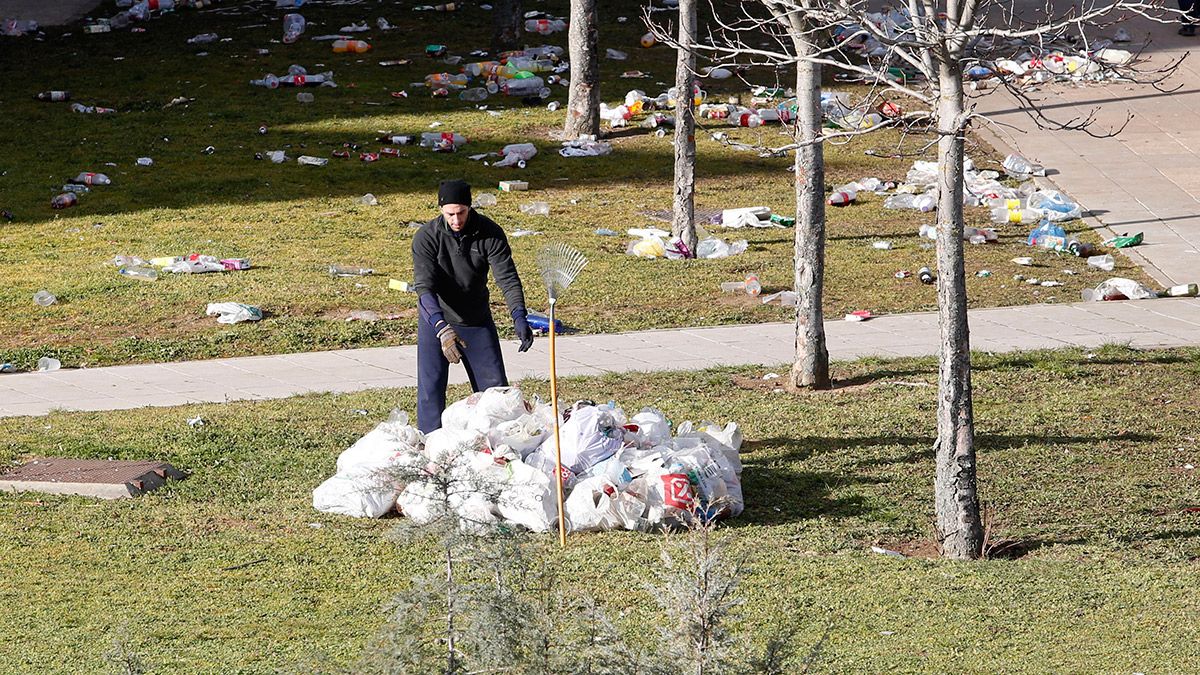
[
  {"left": 436, "top": 324, "right": 467, "bottom": 364},
  {"left": 514, "top": 315, "right": 534, "bottom": 352}
]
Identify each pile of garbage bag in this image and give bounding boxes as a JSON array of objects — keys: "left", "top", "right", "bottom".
[{"left": 313, "top": 387, "right": 745, "bottom": 533}]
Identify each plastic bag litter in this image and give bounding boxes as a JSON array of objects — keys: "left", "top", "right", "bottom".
[
  {"left": 488, "top": 414, "right": 549, "bottom": 456},
  {"left": 626, "top": 235, "right": 667, "bottom": 258},
  {"left": 497, "top": 458, "right": 558, "bottom": 531},
  {"left": 721, "top": 206, "right": 772, "bottom": 228},
  {"left": 166, "top": 255, "right": 226, "bottom": 274},
  {"left": 560, "top": 137, "right": 612, "bottom": 157},
  {"left": 494, "top": 142, "right": 538, "bottom": 167},
  {"left": 467, "top": 386, "right": 529, "bottom": 434},
  {"left": 696, "top": 238, "right": 748, "bottom": 259},
  {"left": 1081, "top": 277, "right": 1158, "bottom": 302},
  {"left": 205, "top": 302, "right": 262, "bottom": 324}
]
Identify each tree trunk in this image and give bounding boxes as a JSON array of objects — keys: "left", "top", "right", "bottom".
[
  {"left": 671, "top": 0, "right": 698, "bottom": 255},
  {"left": 563, "top": 0, "right": 600, "bottom": 138},
  {"left": 933, "top": 60, "right": 983, "bottom": 560},
  {"left": 788, "top": 35, "right": 830, "bottom": 390},
  {"left": 490, "top": 0, "right": 522, "bottom": 53}
]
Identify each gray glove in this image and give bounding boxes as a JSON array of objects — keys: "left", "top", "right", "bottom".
[{"left": 436, "top": 324, "right": 467, "bottom": 364}]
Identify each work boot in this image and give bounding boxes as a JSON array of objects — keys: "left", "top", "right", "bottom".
[{"left": 1180, "top": 24, "right": 1196, "bottom": 36}]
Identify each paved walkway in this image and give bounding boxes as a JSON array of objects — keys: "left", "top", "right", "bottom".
[
  {"left": 975, "top": 9, "right": 1200, "bottom": 287},
  {"left": 4, "top": 299, "right": 1200, "bottom": 417}
]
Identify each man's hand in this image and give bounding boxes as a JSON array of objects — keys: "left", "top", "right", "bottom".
[
  {"left": 514, "top": 315, "right": 534, "bottom": 352},
  {"left": 436, "top": 324, "right": 467, "bottom": 364}
]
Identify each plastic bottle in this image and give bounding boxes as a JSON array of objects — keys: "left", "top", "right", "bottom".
[
  {"left": 71, "top": 172, "right": 111, "bottom": 186},
  {"left": 731, "top": 112, "right": 763, "bottom": 127},
  {"left": 524, "top": 18, "right": 566, "bottom": 35},
  {"left": 332, "top": 39, "right": 370, "bottom": 53},
  {"left": 329, "top": 265, "right": 374, "bottom": 277},
  {"left": 918, "top": 267, "right": 935, "bottom": 284},
  {"left": 419, "top": 132, "right": 467, "bottom": 149},
  {"left": 33, "top": 290, "right": 57, "bottom": 306},
  {"left": 463, "top": 60, "right": 501, "bottom": 77},
  {"left": 500, "top": 76, "right": 550, "bottom": 98},
  {"left": 1002, "top": 153, "right": 1043, "bottom": 177},
  {"left": 119, "top": 266, "right": 159, "bottom": 281},
  {"left": 379, "top": 134, "right": 415, "bottom": 145},
  {"left": 280, "top": 71, "right": 334, "bottom": 87},
  {"left": 282, "top": 13, "right": 305, "bottom": 43},
  {"left": 990, "top": 207, "right": 1043, "bottom": 225},
  {"left": 188, "top": 32, "right": 219, "bottom": 44},
  {"left": 251, "top": 73, "right": 280, "bottom": 89},
  {"left": 51, "top": 193, "right": 78, "bottom": 209},
  {"left": 61, "top": 183, "right": 89, "bottom": 194},
  {"left": 425, "top": 72, "right": 469, "bottom": 88},
  {"left": 36, "top": 91, "right": 70, "bottom": 102},
  {"left": 719, "top": 274, "right": 761, "bottom": 296},
  {"left": 828, "top": 186, "right": 857, "bottom": 207},
  {"left": 458, "top": 87, "right": 488, "bottom": 102}
]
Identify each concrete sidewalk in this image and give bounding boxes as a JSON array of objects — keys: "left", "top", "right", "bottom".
[
  {"left": 4, "top": 298, "right": 1200, "bottom": 417},
  {"left": 974, "top": 12, "right": 1200, "bottom": 287}
]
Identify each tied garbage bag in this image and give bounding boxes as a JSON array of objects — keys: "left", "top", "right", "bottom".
[
  {"left": 441, "top": 391, "right": 483, "bottom": 431},
  {"left": 629, "top": 408, "right": 672, "bottom": 448},
  {"left": 488, "top": 414, "right": 549, "bottom": 456},
  {"left": 554, "top": 405, "right": 624, "bottom": 474},
  {"left": 466, "top": 386, "right": 529, "bottom": 435},
  {"left": 423, "top": 428, "right": 488, "bottom": 471},
  {"left": 205, "top": 302, "right": 262, "bottom": 324},
  {"left": 497, "top": 458, "right": 558, "bottom": 531},
  {"left": 312, "top": 410, "right": 425, "bottom": 518}
]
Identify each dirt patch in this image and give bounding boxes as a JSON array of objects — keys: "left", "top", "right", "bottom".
[{"left": 319, "top": 307, "right": 417, "bottom": 321}]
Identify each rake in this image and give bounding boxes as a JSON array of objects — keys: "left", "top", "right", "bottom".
[{"left": 536, "top": 243, "right": 588, "bottom": 547}]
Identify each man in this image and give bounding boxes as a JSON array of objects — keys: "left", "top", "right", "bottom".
[{"left": 412, "top": 179, "right": 534, "bottom": 433}]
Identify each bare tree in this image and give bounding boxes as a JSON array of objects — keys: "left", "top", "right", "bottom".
[
  {"left": 491, "top": 0, "right": 523, "bottom": 53},
  {"left": 564, "top": 0, "right": 601, "bottom": 138},
  {"left": 673, "top": 0, "right": 700, "bottom": 255},
  {"left": 685, "top": 0, "right": 1181, "bottom": 558}
]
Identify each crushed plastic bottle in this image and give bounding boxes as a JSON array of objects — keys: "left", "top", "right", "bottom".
[
  {"left": 518, "top": 202, "right": 550, "bottom": 216},
  {"left": 282, "top": 13, "right": 305, "bottom": 44},
  {"left": 1002, "top": 153, "right": 1045, "bottom": 178},
  {"left": 51, "top": 193, "right": 78, "bottom": 209},
  {"left": 70, "top": 172, "right": 111, "bottom": 186},
  {"left": 329, "top": 265, "right": 374, "bottom": 277},
  {"left": 35, "top": 91, "right": 70, "bottom": 102},
  {"left": 119, "top": 266, "right": 159, "bottom": 281},
  {"left": 187, "top": 32, "right": 219, "bottom": 44}
]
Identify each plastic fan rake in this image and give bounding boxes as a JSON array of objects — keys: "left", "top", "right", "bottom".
[{"left": 535, "top": 243, "right": 587, "bottom": 546}]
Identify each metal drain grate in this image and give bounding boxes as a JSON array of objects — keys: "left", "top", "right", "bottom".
[{"left": 0, "top": 457, "right": 185, "bottom": 499}]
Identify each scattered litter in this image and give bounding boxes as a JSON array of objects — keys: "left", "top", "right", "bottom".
[
  {"left": 1105, "top": 232, "right": 1143, "bottom": 248},
  {"left": 1086, "top": 254, "right": 1115, "bottom": 272},
  {"left": 187, "top": 416, "right": 206, "bottom": 428},
  {"left": 763, "top": 372, "right": 780, "bottom": 380},
  {"left": 359, "top": 193, "right": 379, "bottom": 206},
  {"left": 1081, "top": 277, "right": 1157, "bottom": 302},
  {"left": 870, "top": 545, "right": 904, "bottom": 558},
  {"left": 473, "top": 193, "right": 498, "bottom": 207},
  {"left": 605, "top": 48, "right": 628, "bottom": 60},
  {"left": 595, "top": 228, "right": 617, "bottom": 236},
  {"left": 36, "top": 357, "right": 61, "bottom": 372},
  {"left": 872, "top": 240, "right": 892, "bottom": 250},
  {"left": 845, "top": 310, "right": 874, "bottom": 322},
  {"left": 389, "top": 279, "right": 413, "bottom": 292},
  {"left": 976, "top": 270, "right": 992, "bottom": 278},
  {"left": 719, "top": 274, "right": 761, "bottom": 296},
  {"left": 1012, "top": 257, "right": 1034, "bottom": 266},
  {"left": 347, "top": 310, "right": 381, "bottom": 322},
  {"left": 205, "top": 302, "right": 263, "bottom": 324},
  {"left": 511, "top": 229, "right": 542, "bottom": 237},
  {"left": 559, "top": 136, "right": 612, "bottom": 158},
  {"left": 760, "top": 290, "right": 797, "bottom": 306},
  {"left": 499, "top": 180, "right": 528, "bottom": 192},
  {"left": 33, "top": 290, "right": 56, "bottom": 307},
  {"left": 518, "top": 202, "right": 550, "bottom": 216},
  {"left": 298, "top": 155, "right": 328, "bottom": 166}
]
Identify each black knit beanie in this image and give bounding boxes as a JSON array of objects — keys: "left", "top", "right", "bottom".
[{"left": 438, "top": 179, "right": 472, "bottom": 207}]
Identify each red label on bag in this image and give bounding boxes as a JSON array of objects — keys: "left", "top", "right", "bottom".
[{"left": 662, "top": 474, "right": 693, "bottom": 509}]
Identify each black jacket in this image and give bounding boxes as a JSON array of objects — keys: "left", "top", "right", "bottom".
[{"left": 411, "top": 210, "right": 527, "bottom": 327}]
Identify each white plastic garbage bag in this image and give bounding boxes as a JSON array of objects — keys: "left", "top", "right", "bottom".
[
  {"left": 441, "top": 392, "right": 482, "bottom": 431},
  {"left": 397, "top": 481, "right": 445, "bottom": 524},
  {"left": 629, "top": 408, "right": 672, "bottom": 448},
  {"left": 468, "top": 386, "right": 528, "bottom": 434},
  {"left": 489, "top": 414, "right": 549, "bottom": 457},
  {"left": 497, "top": 459, "right": 558, "bottom": 532},
  {"left": 554, "top": 405, "right": 623, "bottom": 474},
  {"left": 312, "top": 410, "right": 425, "bottom": 518},
  {"left": 494, "top": 142, "right": 538, "bottom": 167},
  {"left": 424, "top": 428, "right": 488, "bottom": 471},
  {"left": 205, "top": 302, "right": 263, "bottom": 324}
]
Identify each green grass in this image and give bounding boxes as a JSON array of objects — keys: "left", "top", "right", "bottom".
[
  {"left": 3, "top": 346, "right": 1200, "bottom": 671},
  {"left": 0, "top": 1, "right": 1157, "bottom": 370}
]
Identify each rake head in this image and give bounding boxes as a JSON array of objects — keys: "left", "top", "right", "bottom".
[{"left": 537, "top": 243, "right": 588, "bottom": 303}]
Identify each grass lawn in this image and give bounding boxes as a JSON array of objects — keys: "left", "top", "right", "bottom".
[
  {"left": 3, "top": 345, "right": 1200, "bottom": 672},
  {"left": 0, "top": 1, "right": 1156, "bottom": 370}
]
